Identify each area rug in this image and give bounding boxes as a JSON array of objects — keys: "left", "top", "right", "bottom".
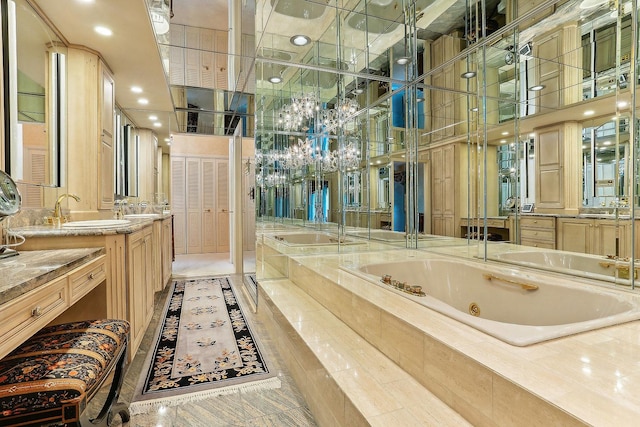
[{"left": 129, "top": 276, "right": 280, "bottom": 415}]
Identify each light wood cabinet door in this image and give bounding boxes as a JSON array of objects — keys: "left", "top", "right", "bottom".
[
  {"left": 557, "top": 219, "right": 591, "bottom": 253},
  {"left": 593, "top": 220, "right": 630, "bottom": 257},
  {"left": 171, "top": 157, "right": 186, "bottom": 254},
  {"left": 536, "top": 125, "right": 564, "bottom": 208},
  {"left": 127, "top": 226, "right": 154, "bottom": 354},
  {"left": 162, "top": 217, "right": 173, "bottom": 287}
]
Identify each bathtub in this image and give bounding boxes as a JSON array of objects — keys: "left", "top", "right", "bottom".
[
  {"left": 491, "top": 250, "right": 632, "bottom": 283},
  {"left": 271, "top": 232, "right": 364, "bottom": 246},
  {"left": 343, "top": 258, "right": 640, "bottom": 345}
]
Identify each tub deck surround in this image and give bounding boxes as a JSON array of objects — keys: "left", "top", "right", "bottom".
[
  {"left": 0, "top": 247, "right": 105, "bottom": 301},
  {"left": 269, "top": 250, "right": 640, "bottom": 426},
  {"left": 257, "top": 278, "right": 473, "bottom": 427}
]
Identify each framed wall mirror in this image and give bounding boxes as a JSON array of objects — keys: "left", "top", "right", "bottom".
[{"left": 3, "top": 0, "right": 66, "bottom": 191}]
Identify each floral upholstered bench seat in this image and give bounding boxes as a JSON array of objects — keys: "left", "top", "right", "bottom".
[{"left": 0, "top": 319, "right": 130, "bottom": 427}]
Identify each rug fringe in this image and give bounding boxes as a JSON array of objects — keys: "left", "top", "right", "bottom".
[{"left": 129, "top": 376, "right": 282, "bottom": 415}]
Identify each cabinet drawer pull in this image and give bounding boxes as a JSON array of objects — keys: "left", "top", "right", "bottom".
[
  {"left": 88, "top": 272, "right": 95, "bottom": 280},
  {"left": 32, "top": 306, "right": 42, "bottom": 317}
]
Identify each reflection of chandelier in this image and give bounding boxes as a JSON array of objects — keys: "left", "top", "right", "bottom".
[
  {"left": 256, "top": 172, "right": 287, "bottom": 188},
  {"left": 320, "top": 98, "right": 359, "bottom": 132},
  {"left": 277, "top": 94, "right": 360, "bottom": 133},
  {"left": 278, "top": 93, "right": 319, "bottom": 131}
]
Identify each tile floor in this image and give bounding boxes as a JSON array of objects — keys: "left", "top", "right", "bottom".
[{"left": 112, "top": 252, "right": 317, "bottom": 427}]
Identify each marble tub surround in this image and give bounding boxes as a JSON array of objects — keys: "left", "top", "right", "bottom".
[
  {"left": 258, "top": 278, "right": 471, "bottom": 427},
  {"left": 274, "top": 250, "right": 640, "bottom": 426},
  {"left": 0, "top": 247, "right": 105, "bottom": 301}
]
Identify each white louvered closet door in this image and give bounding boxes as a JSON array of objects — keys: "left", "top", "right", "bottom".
[
  {"left": 171, "top": 157, "right": 186, "bottom": 254},
  {"left": 216, "top": 159, "right": 230, "bottom": 252},
  {"left": 201, "top": 159, "right": 216, "bottom": 252},
  {"left": 21, "top": 147, "right": 46, "bottom": 208},
  {"left": 186, "top": 158, "right": 202, "bottom": 253}
]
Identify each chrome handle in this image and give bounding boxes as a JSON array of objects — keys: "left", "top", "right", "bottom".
[{"left": 32, "top": 306, "right": 42, "bottom": 317}]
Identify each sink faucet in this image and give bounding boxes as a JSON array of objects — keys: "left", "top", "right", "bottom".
[{"left": 53, "top": 193, "right": 80, "bottom": 221}]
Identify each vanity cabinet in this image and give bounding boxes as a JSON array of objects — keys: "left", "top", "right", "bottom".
[
  {"left": 16, "top": 221, "right": 166, "bottom": 357},
  {"left": 126, "top": 226, "right": 155, "bottom": 354},
  {"left": 519, "top": 216, "right": 556, "bottom": 248},
  {"left": 0, "top": 254, "right": 105, "bottom": 359},
  {"left": 557, "top": 218, "right": 630, "bottom": 257},
  {"left": 162, "top": 216, "right": 173, "bottom": 288}
]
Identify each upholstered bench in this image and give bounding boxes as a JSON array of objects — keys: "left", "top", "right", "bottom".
[{"left": 0, "top": 319, "right": 130, "bottom": 427}]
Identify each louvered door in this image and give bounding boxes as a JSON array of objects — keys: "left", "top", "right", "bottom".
[
  {"left": 201, "top": 159, "right": 216, "bottom": 252},
  {"left": 216, "top": 159, "right": 230, "bottom": 252},
  {"left": 186, "top": 158, "right": 202, "bottom": 253},
  {"left": 171, "top": 157, "right": 186, "bottom": 254}
]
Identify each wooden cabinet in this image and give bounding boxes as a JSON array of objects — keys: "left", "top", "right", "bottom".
[
  {"left": 162, "top": 216, "right": 173, "bottom": 288},
  {"left": 126, "top": 226, "right": 154, "bottom": 354},
  {"left": 152, "top": 220, "right": 163, "bottom": 292},
  {"left": 18, "top": 225, "right": 159, "bottom": 357},
  {"left": 557, "top": 218, "right": 630, "bottom": 257},
  {"left": 0, "top": 254, "right": 106, "bottom": 359},
  {"left": 519, "top": 216, "right": 556, "bottom": 248},
  {"left": 430, "top": 144, "right": 458, "bottom": 237}
]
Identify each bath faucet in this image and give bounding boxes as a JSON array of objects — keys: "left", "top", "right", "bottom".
[{"left": 53, "top": 193, "right": 80, "bottom": 221}]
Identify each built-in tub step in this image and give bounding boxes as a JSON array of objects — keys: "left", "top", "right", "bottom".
[{"left": 258, "top": 278, "right": 470, "bottom": 426}]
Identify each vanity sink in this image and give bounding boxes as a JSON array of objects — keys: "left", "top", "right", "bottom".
[
  {"left": 124, "top": 214, "right": 161, "bottom": 219},
  {"left": 62, "top": 220, "right": 131, "bottom": 229}
]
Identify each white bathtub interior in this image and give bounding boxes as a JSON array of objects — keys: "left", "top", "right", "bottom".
[{"left": 341, "top": 257, "right": 640, "bottom": 346}]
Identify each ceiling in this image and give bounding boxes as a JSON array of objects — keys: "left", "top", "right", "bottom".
[{"left": 30, "top": 0, "right": 257, "bottom": 150}]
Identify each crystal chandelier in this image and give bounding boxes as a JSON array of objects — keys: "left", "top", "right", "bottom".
[{"left": 278, "top": 93, "right": 319, "bottom": 131}]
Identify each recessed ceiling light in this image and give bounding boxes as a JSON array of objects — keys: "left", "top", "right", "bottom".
[
  {"left": 470, "top": 107, "right": 478, "bottom": 112},
  {"left": 603, "top": 140, "right": 612, "bottom": 145},
  {"left": 500, "top": 140, "right": 507, "bottom": 143},
  {"left": 167, "top": 142, "right": 171, "bottom": 146},
  {"left": 461, "top": 71, "right": 476, "bottom": 79},
  {"left": 354, "top": 88, "right": 364, "bottom": 94},
  {"left": 618, "top": 101, "right": 628, "bottom": 108},
  {"left": 164, "top": 138, "right": 170, "bottom": 142},
  {"left": 416, "top": 96, "right": 425, "bottom": 102},
  {"left": 529, "top": 85, "right": 545, "bottom": 91},
  {"left": 290, "top": 35, "right": 311, "bottom": 46},
  {"left": 131, "top": 86, "right": 143, "bottom": 93},
  {"left": 501, "top": 131, "right": 509, "bottom": 136},
  {"left": 396, "top": 56, "right": 411, "bottom": 65},
  {"left": 584, "top": 110, "right": 595, "bottom": 116},
  {"left": 149, "top": 115, "right": 158, "bottom": 121},
  {"left": 138, "top": 98, "right": 149, "bottom": 105},
  {"left": 268, "top": 76, "right": 282, "bottom": 84},
  {"left": 94, "top": 26, "right": 112, "bottom": 36},
  {"left": 78, "top": 0, "right": 94, "bottom": 3},
  {"left": 529, "top": 133, "right": 535, "bottom": 138},
  {"left": 153, "top": 122, "right": 162, "bottom": 127},
  {"left": 376, "top": 160, "right": 382, "bottom": 164}
]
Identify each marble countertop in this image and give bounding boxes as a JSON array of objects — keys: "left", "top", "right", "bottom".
[
  {"left": 7, "top": 214, "right": 170, "bottom": 238},
  {"left": 0, "top": 247, "right": 105, "bottom": 303}
]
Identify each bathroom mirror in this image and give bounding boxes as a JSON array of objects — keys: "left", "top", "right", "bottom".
[
  {"left": 255, "top": 0, "right": 640, "bottom": 288},
  {"left": 3, "top": 0, "right": 66, "bottom": 188},
  {"left": 114, "top": 107, "right": 139, "bottom": 197}
]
